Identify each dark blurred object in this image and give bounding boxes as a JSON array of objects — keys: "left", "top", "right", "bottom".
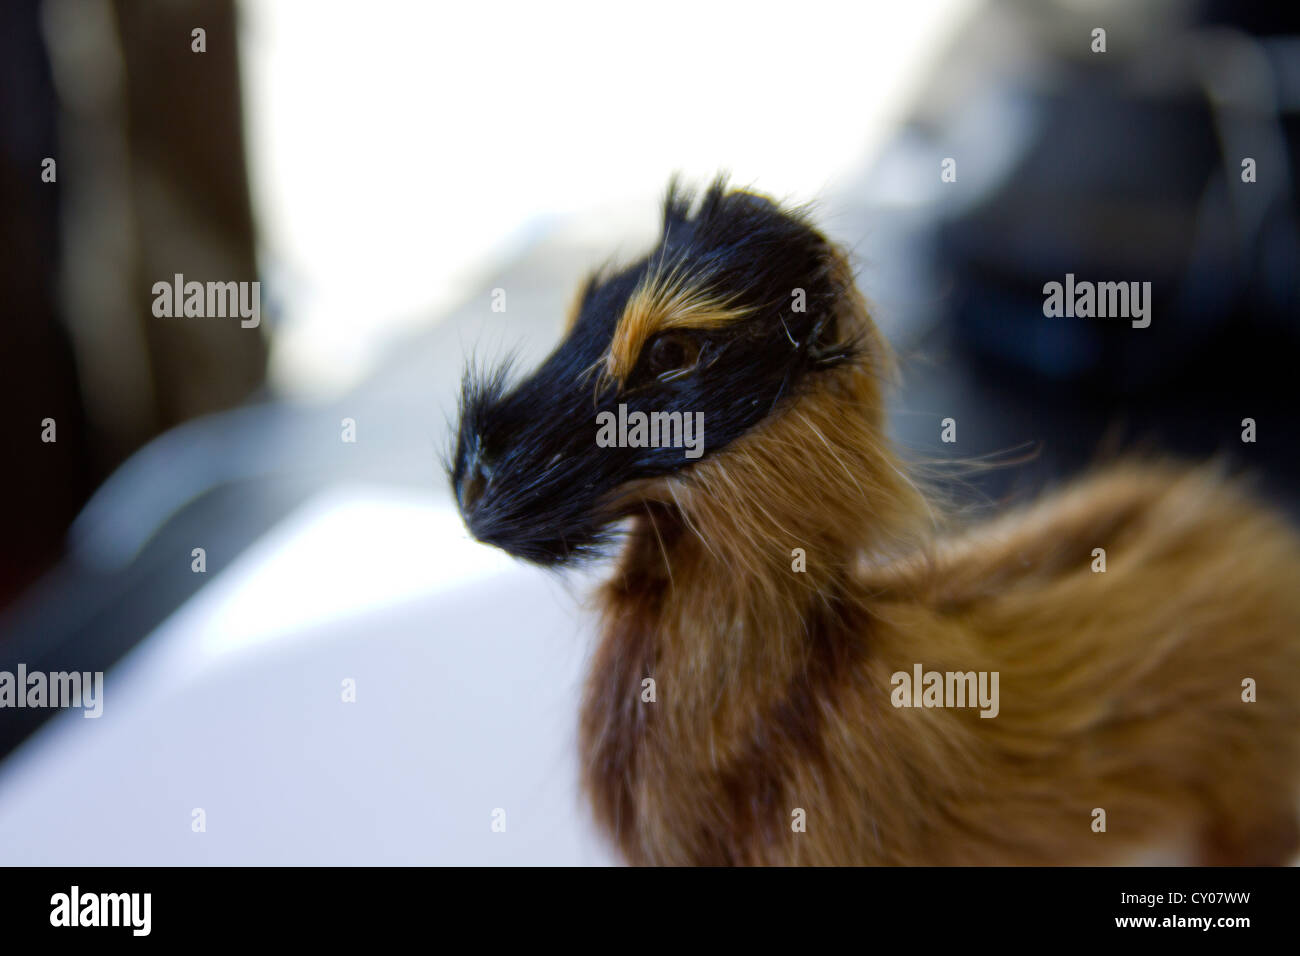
[
  {"left": 848, "top": 0, "right": 1300, "bottom": 514},
  {"left": 0, "top": 1, "right": 89, "bottom": 610},
  {"left": 934, "top": 0, "right": 1299, "bottom": 393},
  {"left": 0, "top": 0, "right": 266, "bottom": 609}
]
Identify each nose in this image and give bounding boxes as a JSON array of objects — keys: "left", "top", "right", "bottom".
[{"left": 456, "top": 446, "right": 493, "bottom": 514}]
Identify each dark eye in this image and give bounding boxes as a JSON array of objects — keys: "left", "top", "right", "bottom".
[{"left": 645, "top": 332, "right": 701, "bottom": 380}]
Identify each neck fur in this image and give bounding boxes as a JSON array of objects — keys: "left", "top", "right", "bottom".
[{"left": 603, "top": 355, "right": 930, "bottom": 710}]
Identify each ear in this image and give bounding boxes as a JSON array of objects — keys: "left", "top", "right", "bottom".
[
  {"left": 661, "top": 174, "right": 694, "bottom": 239},
  {"left": 660, "top": 172, "right": 734, "bottom": 240},
  {"left": 820, "top": 244, "right": 896, "bottom": 384}
]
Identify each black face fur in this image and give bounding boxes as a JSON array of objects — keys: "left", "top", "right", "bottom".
[{"left": 450, "top": 177, "right": 858, "bottom": 565}]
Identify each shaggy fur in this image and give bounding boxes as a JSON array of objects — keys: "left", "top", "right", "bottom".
[{"left": 453, "top": 179, "right": 1300, "bottom": 865}]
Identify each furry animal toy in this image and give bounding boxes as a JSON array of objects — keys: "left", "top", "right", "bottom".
[{"left": 451, "top": 179, "right": 1300, "bottom": 865}]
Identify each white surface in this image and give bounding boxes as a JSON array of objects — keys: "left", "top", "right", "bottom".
[{"left": 0, "top": 486, "right": 616, "bottom": 865}]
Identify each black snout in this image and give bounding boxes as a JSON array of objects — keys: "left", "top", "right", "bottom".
[{"left": 455, "top": 445, "right": 492, "bottom": 516}]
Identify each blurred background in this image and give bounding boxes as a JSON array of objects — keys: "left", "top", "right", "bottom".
[{"left": 0, "top": 0, "right": 1296, "bottom": 864}]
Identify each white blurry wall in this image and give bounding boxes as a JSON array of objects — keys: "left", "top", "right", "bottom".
[{"left": 238, "top": 0, "right": 976, "bottom": 397}]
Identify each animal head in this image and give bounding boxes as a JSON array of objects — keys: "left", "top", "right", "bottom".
[{"left": 451, "top": 177, "right": 893, "bottom": 566}]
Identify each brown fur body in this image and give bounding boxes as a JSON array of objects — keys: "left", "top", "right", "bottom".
[{"left": 578, "top": 257, "right": 1300, "bottom": 866}]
